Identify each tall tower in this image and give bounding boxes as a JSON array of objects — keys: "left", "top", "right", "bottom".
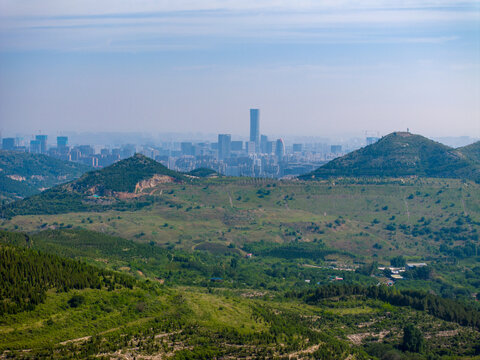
[
  {"left": 35, "top": 135, "right": 48, "bottom": 154},
  {"left": 249, "top": 109, "right": 260, "bottom": 153},
  {"left": 275, "top": 138, "right": 285, "bottom": 160},
  {"left": 218, "top": 134, "right": 231, "bottom": 161}
]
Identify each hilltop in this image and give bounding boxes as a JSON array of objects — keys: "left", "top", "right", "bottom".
[
  {"left": 70, "top": 153, "right": 185, "bottom": 195},
  {"left": 458, "top": 141, "right": 480, "bottom": 165},
  {"left": 299, "top": 132, "right": 480, "bottom": 182},
  {"left": 0, "top": 150, "right": 90, "bottom": 203},
  {"left": 1, "top": 153, "right": 187, "bottom": 217},
  {"left": 187, "top": 167, "right": 219, "bottom": 178}
]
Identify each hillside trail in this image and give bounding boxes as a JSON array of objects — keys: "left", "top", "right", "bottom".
[{"left": 403, "top": 197, "right": 410, "bottom": 223}]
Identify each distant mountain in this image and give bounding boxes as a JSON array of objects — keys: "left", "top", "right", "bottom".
[
  {"left": 458, "top": 141, "right": 480, "bottom": 165},
  {"left": 0, "top": 150, "right": 90, "bottom": 203},
  {"left": 1, "top": 153, "right": 187, "bottom": 217},
  {"left": 299, "top": 132, "right": 480, "bottom": 182},
  {"left": 187, "top": 168, "right": 219, "bottom": 178}
]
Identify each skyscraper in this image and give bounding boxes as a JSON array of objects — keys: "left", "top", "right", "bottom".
[
  {"left": 57, "top": 136, "right": 68, "bottom": 148},
  {"left": 2, "top": 138, "right": 15, "bottom": 150},
  {"left": 218, "top": 134, "right": 231, "bottom": 160},
  {"left": 30, "top": 139, "right": 41, "bottom": 153},
  {"left": 35, "top": 135, "right": 48, "bottom": 154},
  {"left": 275, "top": 138, "right": 285, "bottom": 160},
  {"left": 250, "top": 109, "right": 260, "bottom": 153},
  {"left": 57, "top": 136, "right": 68, "bottom": 154},
  {"left": 260, "top": 134, "right": 268, "bottom": 154}
]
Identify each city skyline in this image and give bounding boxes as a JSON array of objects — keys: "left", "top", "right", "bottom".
[{"left": 0, "top": 1, "right": 478, "bottom": 137}]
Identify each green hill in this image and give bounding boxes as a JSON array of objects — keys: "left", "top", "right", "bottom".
[
  {"left": 1, "top": 154, "right": 187, "bottom": 217},
  {"left": 71, "top": 153, "right": 186, "bottom": 195},
  {"left": 0, "top": 151, "right": 90, "bottom": 203},
  {"left": 187, "top": 167, "right": 219, "bottom": 178},
  {"left": 2, "top": 228, "right": 480, "bottom": 359},
  {"left": 458, "top": 141, "right": 480, "bottom": 165},
  {"left": 299, "top": 132, "right": 480, "bottom": 182}
]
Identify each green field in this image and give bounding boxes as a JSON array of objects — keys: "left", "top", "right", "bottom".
[{"left": 1, "top": 176, "right": 479, "bottom": 358}]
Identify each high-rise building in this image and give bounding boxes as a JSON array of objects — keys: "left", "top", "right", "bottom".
[
  {"left": 2, "top": 138, "right": 15, "bottom": 150},
  {"left": 181, "top": 142, "right": 194, "bottom": 156},
  {"left": 246, "top": 141, "right": 256, "bottom": 155},
  {"left": 35, "top": 135, "right": 48, "bottom": 154},
  {"left": 218, "top": 134, "right": 231, "bottom": 160},
  {"left": 250, "top": 109, "right": 260, "bottom": 153},
  {"left": 30, "top": 140, "right": 41, "bottom": 153},
  {"left": 57, "top": 136, "right": 68, "bottom": 148},
  {"left": 57, "top": 136, "right": 68, "bottom": 154},
  {"left": 293, "top": 144, "right": 303, "bottom": 153},
  {"left": 260, "top": 135, "right": 268, "bottom": 154},
  {"left": 275, "top": 138, "right": 285, "bottom": 160}
]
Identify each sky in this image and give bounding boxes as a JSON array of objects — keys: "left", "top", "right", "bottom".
[{"left": 0, "top": 0, "right": 479, "bottom": 138}]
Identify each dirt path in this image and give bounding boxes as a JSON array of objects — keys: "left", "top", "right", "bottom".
[
  {"left": 286, "top": 344, "right": 322, "bottom": 359},
  {"left": 228, "top": 192, "right": 233, "bottom": 208},
  {"left": 461, "top": 198, "right": 468, "bottom": 216},
  {"left": 403, "top": 197, "right": 410, "bottom": 223}
]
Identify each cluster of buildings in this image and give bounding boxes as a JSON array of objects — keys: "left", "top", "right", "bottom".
[
  {"left": 1, "top": 109, "right": 377, "bottom": 178},
  {"left": 1, "top": 135, "right": 135, "bottom": 168},
  {"left": 169, "top": 109, "right": 348, "bottom": 178}
]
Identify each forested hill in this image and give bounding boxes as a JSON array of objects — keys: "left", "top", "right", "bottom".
[
  {"left": 299, "top": 132, "right": 480, "bottom": 182},
  {"left": 0, "top": 230, "right": 135, "bottom": 315},
  {"left": 0, "top": 154, "right": 188, "bottom": 217},
  {"left": 71, "top": 153, "right": 186, "bottom": 195},
  {"left": 458, "top": 141, "right": 480, "bottom": 165},
  {"left": 0, "top": 150, "right": 90, "bottom": 203}
]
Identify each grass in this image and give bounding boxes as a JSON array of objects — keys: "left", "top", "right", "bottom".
[{"left": 4, "top": 178, "right": 477, "bottom": 260}]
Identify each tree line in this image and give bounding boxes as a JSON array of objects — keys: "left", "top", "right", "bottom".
[{"left": 289, "top": 284, "right": 480, "bottom": 330}]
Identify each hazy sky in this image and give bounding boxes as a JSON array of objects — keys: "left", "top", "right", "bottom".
[{"left": 0, "top": 0, "right": 479, "bottom": 138}]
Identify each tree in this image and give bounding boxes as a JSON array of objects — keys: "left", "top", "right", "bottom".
[
  {"left": 402, "top": 324, "right": 424, "bottom": 353},
  {"left": 390, "top": 256, "right": 406, "bottom": 267}
]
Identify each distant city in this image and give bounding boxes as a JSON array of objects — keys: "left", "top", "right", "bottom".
[{"left": 1, "top": 109, "right": 477, "bottom": 178}]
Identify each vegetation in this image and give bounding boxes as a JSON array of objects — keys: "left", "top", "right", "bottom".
[
  {"left": 1, "top": 229, "right": 479, "bottom": 359},
  {"left": 458, "top": 141, "right": 480, "bottom": 165},
  {"left": 72, "top": 153, "right": 186, "bottom": 194},
  {"left": 1, "top": 148, "right": 480, "bottom": 358},
  {"left": 300, "top": 132, "right": 480, "bottom": 182},
  {"left": 0, "top": 150, "right": 90, "bottom": 203},
  {"left": 187, "top": 167, "right": 219, "bottom": 178},
  {"left": 0, "top": 232, "right": 134, "bottom": 315}
]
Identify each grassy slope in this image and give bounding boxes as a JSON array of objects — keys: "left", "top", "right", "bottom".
[
  {"left": 2, "top": 285, "right": 479, "bottom": 359},
  {"left": 5, "top": 177, "right": 478, "bottom": 259},
  {"left": 459, "top": 141, "right": 480, "bottom": 165},
  {"left": 299, "top": 132, "right": 480, "bottom": 182}
]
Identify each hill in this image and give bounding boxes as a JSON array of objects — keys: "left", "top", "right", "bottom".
[
  {"left": 0, "top": 150, "right": 90, "bottom": 203},
  {"left": 187, "top": 167, "right": 219, "bottom": 178},
  {"left": 299, "top": 132, "right": 480, "bottom": 181},
  {"left": 458, "top": 141, "right": 480, "bottom": 165},
  {"left": 1, "top": 154, "right": 187, "bottom": 217},
  {"left": 70, "top": 153, "right": 186, "bottom": 195},
  {"left": 2, "top": 228, "right": 480, "bottom": 359}
]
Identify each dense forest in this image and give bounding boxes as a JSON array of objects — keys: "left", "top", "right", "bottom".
[{"left": 0, "top": 231, "right": 135, "bottom": 314}]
